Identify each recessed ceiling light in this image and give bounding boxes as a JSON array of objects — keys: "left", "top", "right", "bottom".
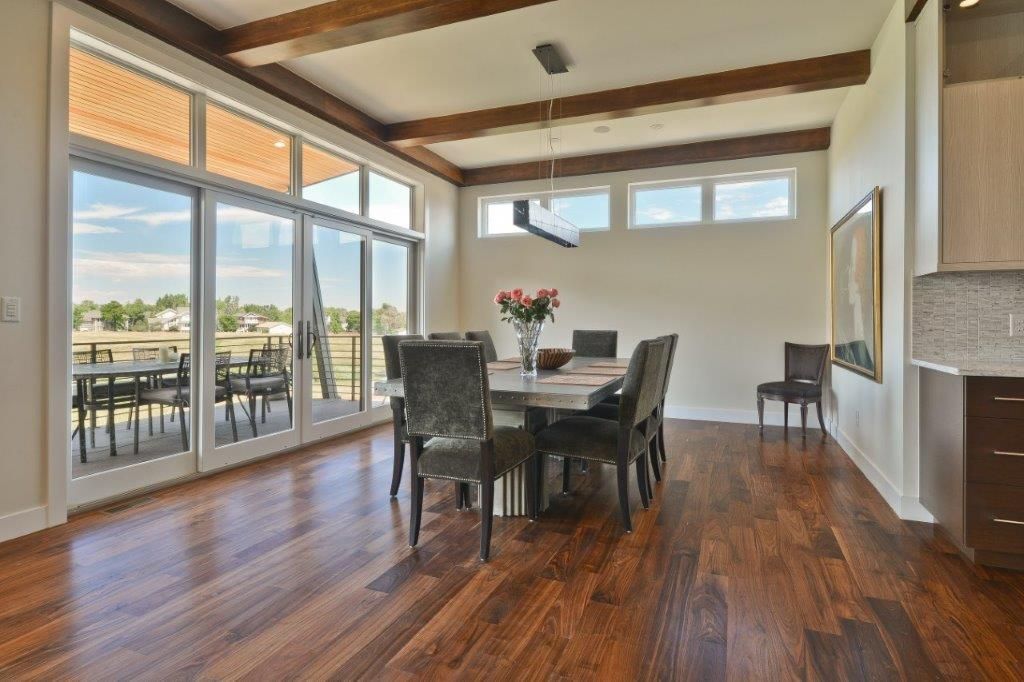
[
  {"left": 273, "top": 140, "right": 287, "bottom": 148},
  {"left": 593, "top": 125, "right": 611, "bottom": 134},
  {"left": 959, "top": 0, "right": 980, "bottom": 6},
  {"left": 650, "top": 123, "right": 665, "bottom": 131}
]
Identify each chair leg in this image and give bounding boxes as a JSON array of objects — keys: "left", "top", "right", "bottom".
[
  {"left": 617, "top": 463, "right": 633, "bottom": 533},
  {"left": 390, "top": 437, "right": 405, "bottom": 498},
  {"left": 455, "top": 482, "right": 465, "bottom": 510},
  {"left": 649, "top": 438, "right": 662, "bottom": 483},
  {"left": 160, "top": 405, "right": 165, "bottom": 433},
  {"left": 480, "top": 478, "right": 494, "bottom": 562},
  {"left": 636, "top": 456, "right": 651, "bottom": 510},
  {"left": 248, "top": 396, "right": 258, "bottom": 437},
  {"left": 285, "top": 386, "right": 293, "bottom": 424},
  {"left": 133, "top": 401, "right": 140, "bottom": 455},
  {"left": 178, "top": 403, "right": 189, "bottom": 451},
  {"left": 525, "top": 455, "right": 538, "bottom": 521},
  {"left": 800, "top": 403, "right": 808, "bottom": 438},
  {"left": 783, "top": 401, "right": 789, "bottom": 430},
  {"left": 461, "top": 483, "right": 471, "bottom": 509},
  {"left": 580, "top": 459, "right": 589, "bottom": 473},
  {"left": 147, "top": 404, "right": 154, "bottom": 437},
  {"left": 658, "top": 422, "right": 667, "bottom": 462},
  {"left": 561, "top": 456, "right": 571, "bottom": 495},
  {"left": 228, "top": 399, "right": 239, "bottom": 443},
  {"left": 409, "top": 476, "right": 424, "bottom": 548},
  {"left": 757, "top": 396, "right": 765, "bottom": 432},
  {"left": 816, "top": 401, "right": 826, "bottom": 433},
  {"left": 261, "top": 396, "right": 266, "bottom": 424}
]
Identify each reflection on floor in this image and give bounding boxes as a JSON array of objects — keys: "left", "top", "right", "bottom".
[{"left": 70, "top": 398, "right": 359, "bottom": 478}]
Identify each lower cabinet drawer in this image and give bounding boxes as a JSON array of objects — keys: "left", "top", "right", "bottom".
[
  {"left": 967, "top": 482, "right": 1024, "bottom": 553},
  {"left": 966, "top": 377, "right": 1024, "bottom": 420},
  {"left": 966, "top": 417, "right": 1024, "bottom": 487}
]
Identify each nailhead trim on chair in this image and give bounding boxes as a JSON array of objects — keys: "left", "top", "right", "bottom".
[{"left": 398, "top": 341, "right": 490, "bottom": 440}]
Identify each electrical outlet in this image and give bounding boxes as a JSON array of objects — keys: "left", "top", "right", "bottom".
[
  {"left": 1011, "top": 314, "right": 1024, "bottom": 337},
  {"left": 855, "top": 410, "right": 861, "bottom": 428},
  {"left": 0, "top": 296, "right": 19, "bottom": 323}
]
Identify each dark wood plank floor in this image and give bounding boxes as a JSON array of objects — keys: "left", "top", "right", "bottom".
[{"left": 2, "top": 420, "right": 1024, "bottom": 679}]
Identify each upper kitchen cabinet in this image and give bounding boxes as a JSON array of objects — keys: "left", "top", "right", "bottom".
[{"left": 915, "top": 0, "right": 1024, "bottom": 274}]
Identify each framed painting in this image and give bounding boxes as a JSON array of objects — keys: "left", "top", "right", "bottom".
[{"left": 830, "top": 187, "right": 882, "bottom": 382}]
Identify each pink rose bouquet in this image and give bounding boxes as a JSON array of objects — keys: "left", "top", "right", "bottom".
[{"left": 494, "top": 287, "right": 561, "bottom": 323}]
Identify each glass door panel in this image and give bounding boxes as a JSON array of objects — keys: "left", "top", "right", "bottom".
[
  {"left": 370, "top": 239, "right": 411, "bottom": 408},
  {"left": 68, "top": 162, "right": 197, "bottom": 506},
  {"left": 202, "top": 195, "right": 300, "bottom": 470}
]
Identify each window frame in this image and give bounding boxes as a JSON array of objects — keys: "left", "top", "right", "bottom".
[
  {"left": 478, "top": 186, "right": 612, "bottom": 238},
  {"left": 366, "top": 168, "right": 415, "bottom": 230},
  {"left": 628, "top": 169, "right": 798, "bottom": 230}
]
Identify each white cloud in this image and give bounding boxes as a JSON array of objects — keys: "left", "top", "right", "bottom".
[
  {"left": 74, "top": 250, "right": 285, "bottom": 280},
  {"left": 128, "top": 210, "right": 192, "bottom": 226},
  {"left": 751, "top": 197, "right": 789, "bottom": 218},
  {"left": 73, "top": 222, "right": 121, "bottom": 235},
  {"left": 643, "top": 207, "right": 677, "bottom": 222},
  {"left": 74, "top": 204, "right": 141, "bottom": 220}
]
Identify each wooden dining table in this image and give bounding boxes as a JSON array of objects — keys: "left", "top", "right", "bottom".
[{"left": 373, "top": 356, "right": 630, "bottom": 516}]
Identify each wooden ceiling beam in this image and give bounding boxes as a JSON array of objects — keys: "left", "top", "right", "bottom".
[
  {"left": 387, "top": 51, "right": 869, "bottom": 147},
  {"left": 219, "top": 0, "right": 558, "bottom": 67},
  {"left": 462, "top": 128, "right": 831, "bottom": 186},
  {"left": 74, "top": 0, "right": 464, "bottom": 185}
]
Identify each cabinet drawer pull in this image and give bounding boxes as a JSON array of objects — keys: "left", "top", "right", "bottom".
[
  {"left": 993, "top": 397, "right": 1024, "bottom": 403},
  {"left": 993, "top": 518, "right": 1024, "bottom": 526},
  {"left": 994, "top": 450, "right": 1024, "bottom": 457}
]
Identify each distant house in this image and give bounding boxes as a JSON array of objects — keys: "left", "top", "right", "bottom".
[
  {"left": 78, "top": 310, "right": 104, "bottom": 332},
  {"left": 149, "top": 307, "right": 191, "bottom": 332},
  {"left": 236, "top": 312, "right": 268, "bottom": 332},
  {"left": 255, "top": 321, "right": 292, "bottom": 336}
]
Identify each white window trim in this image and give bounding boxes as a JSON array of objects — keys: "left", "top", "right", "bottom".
[
  {"left": 478, "top": 186, "right": 611, "bottom": 238},
  {"left": 628, "top": 168, "right": 798, "bottom": 230}
]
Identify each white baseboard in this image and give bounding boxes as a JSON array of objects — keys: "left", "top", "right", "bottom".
[
  {"left": 664, "top": 404, "right": 822, "bottom": 429},
  {"left": 0, "top": 505, "right": 47, "bottom": 545},
  {"left": 899, "top": 496, "right": 935, "bottom": 523}
]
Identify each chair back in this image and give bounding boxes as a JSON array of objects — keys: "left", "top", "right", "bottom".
[
  {"left": 382, "top": 334, "right": 424, "bottom": 380},
  {"left": 247, "top": 346, "right": 290, "bottom": 380},
  {"left": 618, "top": 338, "right": 668, "bottom": 431},
  {"left": 72, "top": 350, "right": 93, "bottom": 365},
  {"left": 465, "top": 330, "right": 498, "bottom": 363},
  {"left": 784, "top": 343, "right": 829, "bottom": 386},
  {"left": 214, "top": 351, "right": 233, "bottom": 384},
  {"left": 572, "top": 330, "right": 617, "bottom": 358},
  {"left": 399, "top": 340, "right": 492, "bottom": 441},
  {"left": 658, "top": 334, "right": 679, "bottom": 403},
  {"left": 427, "top": 331, "right": 463, "bottom": 340},
  {"left": 132, "top": 347, "right": 159, "bottom": 361},
  {"left": 174, "top": 353, "right": 191, "bottom": 399}
]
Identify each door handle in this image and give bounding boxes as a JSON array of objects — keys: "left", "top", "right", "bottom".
[
  {"left": 297, "top": 323, "right": 304, "bottom": 360},
  {"left": 306, "top": 320, "right": 317, "bottom": 359}
]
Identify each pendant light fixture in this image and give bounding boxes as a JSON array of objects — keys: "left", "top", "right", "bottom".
[{"left": 512, "top": 44, "right": 580, "bottom": 248}]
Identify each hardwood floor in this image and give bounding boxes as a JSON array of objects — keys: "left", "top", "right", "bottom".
[{"left": 2, "top": 420, "right": 1024, "bottom": 679}]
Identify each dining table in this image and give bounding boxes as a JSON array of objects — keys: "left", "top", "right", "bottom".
[
  {"left": 72, "top": 356, "right": 250, "bottom": 460},
  {"left": 374, "top": 356, "right": 630, "bottom": 516}
]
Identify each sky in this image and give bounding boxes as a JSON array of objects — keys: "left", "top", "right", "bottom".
[{"left": 72, "top": 170, "right": 409, "bottom": 312}]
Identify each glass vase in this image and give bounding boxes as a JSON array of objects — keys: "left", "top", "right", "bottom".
[{"left": 513, "top": 319, "right": 544, "bottom": 377}]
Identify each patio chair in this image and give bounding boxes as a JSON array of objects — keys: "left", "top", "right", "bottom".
[{"left": 231, "top": 346, "right": 293, "bottom": 437}]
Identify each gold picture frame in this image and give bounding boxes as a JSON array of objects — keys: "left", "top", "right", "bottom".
[{"left": 829, "top": 187, "right": 882, "bottom": 383}]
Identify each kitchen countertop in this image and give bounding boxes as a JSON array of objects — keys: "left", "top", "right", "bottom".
[{"left": 911, "top": 357, "right": 1024, "bottom": 378}]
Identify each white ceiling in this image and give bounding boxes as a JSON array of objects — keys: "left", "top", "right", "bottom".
[{"left": 168, "top": 0, "right": 894, "bottom": 168}]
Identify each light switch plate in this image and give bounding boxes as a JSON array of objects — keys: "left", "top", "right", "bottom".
[
  {"left": 1011, "top": 314, "right": 1024, "bottom": 337},
  {"left": 1, "top": 296, "right": 20, "bottom": 323}
]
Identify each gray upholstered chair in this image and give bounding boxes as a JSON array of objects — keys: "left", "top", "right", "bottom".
[
  {"left": 427, "top": 331, "right": 462, "bottom": 340},
  {"left": 572, "top": 330, "right": 618, "bottom": 358},
  {"left": 465, "top": 330, "right": 498, "bottom": 363},
  {"left": 585, "top": 334, "right": 678, "bottom": 486},
  {"left": 535, "top": 337, "right": 667, "bottom": 533},
  {"left": 400, "top": 339, "right": 538, "bottom": 561},
  {"left": 757, "top": 342, "right": 829, "bottom": 437},
  {"left": 382, "top": 334, "right": 423, "bottom": 497}
]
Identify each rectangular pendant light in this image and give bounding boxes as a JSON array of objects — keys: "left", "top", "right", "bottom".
[{"left": 512, "top": 199, "right": 580, "bottom": 248}]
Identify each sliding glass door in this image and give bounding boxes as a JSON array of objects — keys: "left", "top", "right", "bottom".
[
  {"left": 68, "top": 161, "right": 199, "bottom": 506},
  {"left": 370, "top": 238, "right": 412, "bottom": 409},
  {"left": 201, "top": 194, "right": 302, "bottom": 470}
]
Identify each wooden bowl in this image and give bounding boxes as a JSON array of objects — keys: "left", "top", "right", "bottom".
[{"left": 537, "top": 348, "right": 575, "bottom": 370}]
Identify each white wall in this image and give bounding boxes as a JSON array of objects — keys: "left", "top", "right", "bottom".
[
  {"left": 0, "top": 0, "right": 50, "bottom": 541},
  {"left": 458, "top": 152, "right": 829, "bottom": 425},
  {"left": 827, "top": 0, "right": 926, "bottom": 521},
  {"left": 0, "top": 0, "right": 460, "bottom": 542}
]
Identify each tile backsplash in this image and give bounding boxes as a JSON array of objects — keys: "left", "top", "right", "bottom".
[{"left": 913, "top": 271, "right": 1024, "bottom": 362}]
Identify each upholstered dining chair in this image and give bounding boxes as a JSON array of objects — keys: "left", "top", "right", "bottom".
[
  {"left": 572, "top": 330, "right": 618, "bottom": 358},
  {"left": 586, "top": 334, "right": 678, "bottom": 486},
  {"left": 427, "top": 331, "right": 462, "bottom": 340},
  {"left": 400, "top": 339, "right": 538, "bottom": 561},
  {"left": 465, "top": 330, "right": 498, "bottom": 363},
  {"left": 756, "top": 342, "right": 829, "bottom": 437},
  {"left": 382, "top": 334, "right": 423, "bottom": 497},
  {"left": 535, "top": 337, "right": 667, "bottom": 533}
]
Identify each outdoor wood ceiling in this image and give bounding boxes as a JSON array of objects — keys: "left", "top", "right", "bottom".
[
  {"left": 76, "top": 0, "right": 860, "bottom": 187},
  {"left": 70, "top": 48, "right": 192, "bottom": 165},
  {"left": 206, "top": 103, "right": 293, "bottom": 193},
  {"left": 302, "top": 143, "right": 360, "bottom": 187}
]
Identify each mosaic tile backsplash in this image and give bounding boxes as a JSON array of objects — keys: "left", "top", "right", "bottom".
[{"left": 913, "top": 271, "right": 1024, "bottom": 362}]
